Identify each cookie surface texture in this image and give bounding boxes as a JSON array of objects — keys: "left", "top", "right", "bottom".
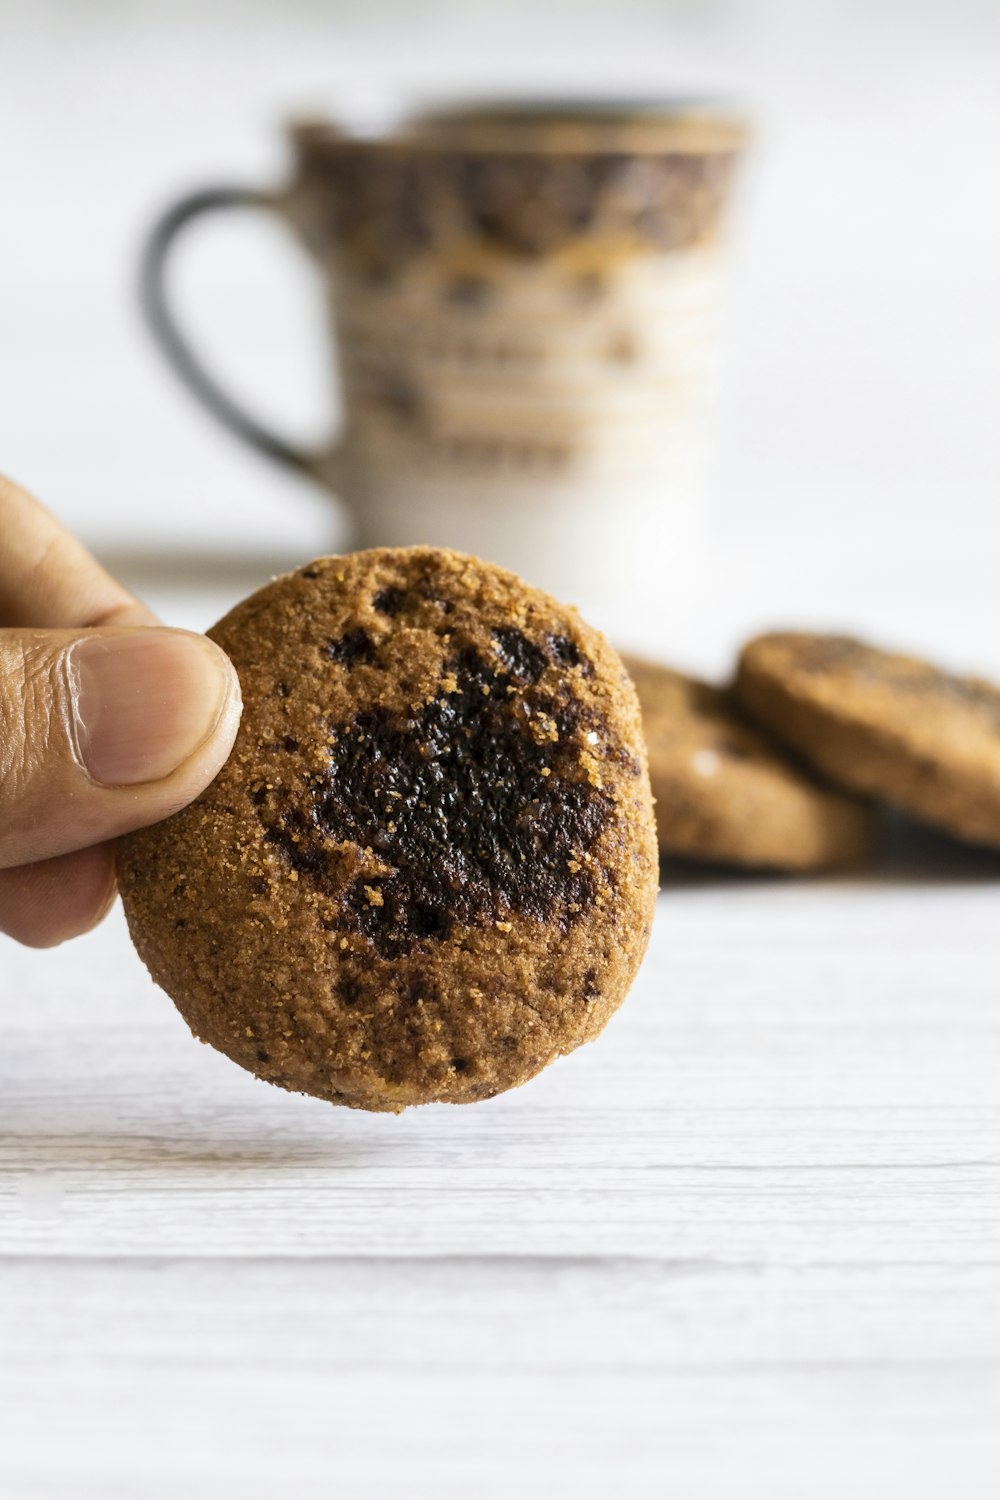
[
  {"left": 624, "top": 655, "right": 873, "bottom": 870},
  {"left": 736, "top": 631, "right": 1000, "bottom": 849},
  {"left": 119, "top": 549, "right": 658, "bottom": 1111}
]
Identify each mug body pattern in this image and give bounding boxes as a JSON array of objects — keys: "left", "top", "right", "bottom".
[{"left": 289, "top": 109, "right": 745, "bottom": 611}]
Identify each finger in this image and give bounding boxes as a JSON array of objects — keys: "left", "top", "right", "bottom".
[
  {"left": 0, "top": 625, "right": 242, "bottom": 869},
  {"left": 0, "top": 473, "right": 156, "bottom": 629},
  {"left": 0, "top": 844, "right": 117, "bottom": 948}
]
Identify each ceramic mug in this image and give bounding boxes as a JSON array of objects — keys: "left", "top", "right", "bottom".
[{"left": 143, "top": 102, "right": 746, "bottom": 619}]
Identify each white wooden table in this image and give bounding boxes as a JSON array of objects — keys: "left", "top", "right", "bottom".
[{"left": 2, "top": 636, "right": 999, "bottom": 1497}]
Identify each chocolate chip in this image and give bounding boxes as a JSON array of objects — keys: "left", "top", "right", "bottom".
[
  {"left": 607, "top": 744, "right": 642, "bottom": 776},
  {"left": 373, "top": 586, "right": 407, "bottom": 617},
  {"left": 325, "top": 628, "right": 377, "bottom": 666},
  {"left": 492, "top": 626, "right": 548, "bottom": 684},
  {"left": 338, "top": 975, "right": 362, "bottom": 1007},
  {"left": 549, "top": 635, "right": 594, "bottom": 676},
  {"left": 264, "top": 811, "right": 328, "bottom": 879}
]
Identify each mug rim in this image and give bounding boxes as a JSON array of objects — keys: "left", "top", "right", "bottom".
[{"left": 291, "top": 98, "right": 748, "bottom": 157}]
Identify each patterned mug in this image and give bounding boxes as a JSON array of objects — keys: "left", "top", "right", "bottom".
[{"left": 143, "top": 102, "right": 747, "bottom": 620}]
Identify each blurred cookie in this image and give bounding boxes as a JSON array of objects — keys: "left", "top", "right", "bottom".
[
  {"left": 624, "top": 655, "right": 874, "bottom": 870},
  {"left": 119, "top": 548, "right": 658, "bottom": 1113},
  {"left": 736, "top": 631, "right": 1000, "bottom": 849}
]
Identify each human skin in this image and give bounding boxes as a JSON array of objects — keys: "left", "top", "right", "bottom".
[{"left": 0, "top": 473, "right": 242, "bottom": 947}]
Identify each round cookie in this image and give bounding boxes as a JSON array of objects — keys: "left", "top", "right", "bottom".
[
  {"left": 736, "top": 631, "right": 1000, "bottom": 849},
  {"left": 119, "top": 548, "right": 658, "bottom": 1112},
  {"left": 623, "top": 655, "right": 873, "bottom": 870}
]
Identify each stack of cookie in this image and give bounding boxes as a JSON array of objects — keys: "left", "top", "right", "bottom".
[
  {"left": 628, "top": 631, "right": 1000, "bottom": 871},
  {"left": 116, "top": 551, "right": 999, "bottom": 1113}
]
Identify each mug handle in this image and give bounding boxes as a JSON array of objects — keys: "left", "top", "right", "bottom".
[{"left": 139, "top": 185, "right": 321, "bottom": 478}]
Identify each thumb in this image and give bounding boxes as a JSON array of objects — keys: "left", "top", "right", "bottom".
[{"left": 0, "top": 626, "right": 242, "bottom": 869}]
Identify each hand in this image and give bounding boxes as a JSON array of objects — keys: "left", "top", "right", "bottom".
[{"left": 0, "top": 474, "right": 242, "bottom": 947}]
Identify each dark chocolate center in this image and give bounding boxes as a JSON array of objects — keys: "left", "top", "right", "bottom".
[{"left": 265, "top": 633, "right": 614, "bottom": 957}]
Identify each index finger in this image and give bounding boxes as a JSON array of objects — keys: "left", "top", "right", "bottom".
[{"left": 0, "top": 474, "right": 157, "bottom": 629}]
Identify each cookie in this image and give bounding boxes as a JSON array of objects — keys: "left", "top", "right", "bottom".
[
  {"left": 736, "top": 631, "right": 1000, "bottom": 849},
  {"left": 623, "top": 655, "right": 873, "bottom": 870},
  {"left": 119, "top": 548, "right": 658, "bottom": 1112}
]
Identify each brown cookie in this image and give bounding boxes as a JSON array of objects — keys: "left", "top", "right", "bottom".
[
  {"left": 736, "top": 631, "right": 1000, "bottom": 849},
  {"left": 623, "top": 655, "right": 874, "bottom": 870},
  {"left": 119, "top": 548, "right": 658, "bottom": 1112}
]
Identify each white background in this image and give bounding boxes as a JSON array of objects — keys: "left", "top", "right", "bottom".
[
  {"left": 1, "top": 3, "right": 999, "bottom": 1496},
  {"left": 2, "top": 0, "right": 999, "bottom": 662}
]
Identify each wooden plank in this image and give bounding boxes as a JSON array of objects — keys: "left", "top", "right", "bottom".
[
  {"left": 1, "top": 1258, "right": 999, "bottom": 1499},
  {"left": 2, "top": 666, "right": 1000, "bottom": 1500}
]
